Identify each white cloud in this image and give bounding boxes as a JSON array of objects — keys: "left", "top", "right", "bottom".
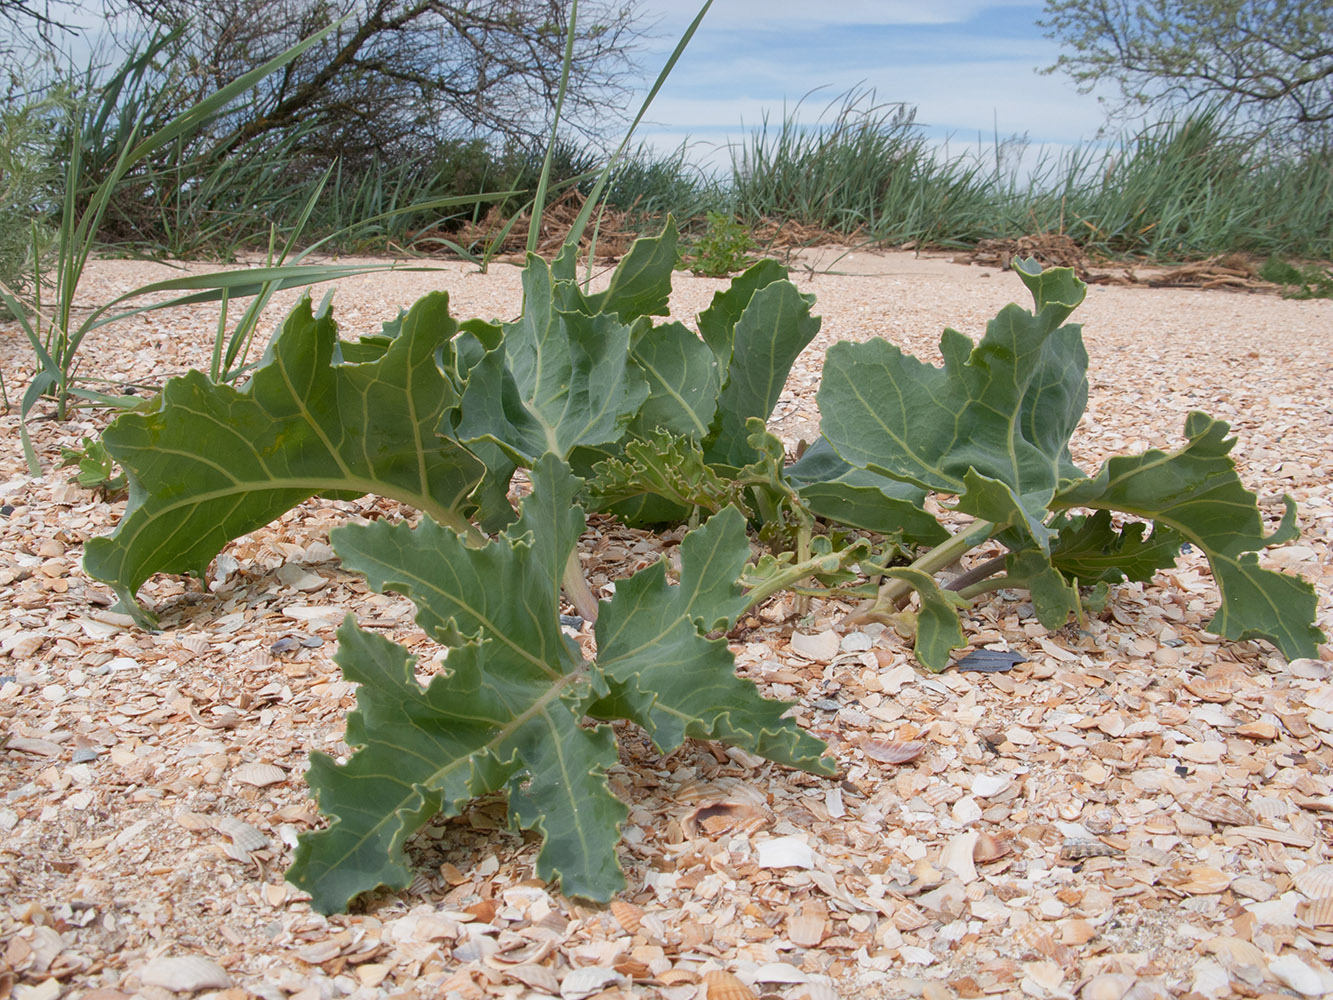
[
  {"left": 626, "top": 1, "right": 1115, "bottom": 148},
  {"left": 642, "top": 0, "right": 1041, "bottom": 32}
]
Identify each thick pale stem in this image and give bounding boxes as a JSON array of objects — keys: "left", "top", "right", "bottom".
[
  {"left": 561, "top": 548, "right": 600, "bottom": 624},
  {"left": 741, "top": 548, "right": 862, "bottom": 616},
  {"left": 955, "top": 577, "right": 1012, "bottom": 602},
  {"left": 876, "top": 519, "right": 997, "bottom": 609}
]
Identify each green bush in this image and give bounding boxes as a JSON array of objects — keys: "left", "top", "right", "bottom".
[
  {"left": 0, "top": 89, "right": 59, "bottom": 315},
  {"left": 684, "top": 210, "right": 756, "bottom": 276},
  {"left": 1259, "top": 257, "right": 1333, "bottom": 299}
]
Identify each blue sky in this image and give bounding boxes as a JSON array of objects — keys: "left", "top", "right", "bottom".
[{"left": 628, "top": 0, "right": 1113, "bottom": 164}]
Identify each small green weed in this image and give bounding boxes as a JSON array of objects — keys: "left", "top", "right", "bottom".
[
  {"left": 1258, "top": 257, "right": 1333, "bottom": 299},
  {"left": 684, "top": 211, "right": 757, "bottom": 276},
  {"left": 60, "top": 437, "right": 126, "bottom": 495}
]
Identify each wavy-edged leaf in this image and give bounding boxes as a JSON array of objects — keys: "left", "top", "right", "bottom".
[
  {"left": 703, "top": 278, "right": 821, "bottom": 467},
  {"left": 787, "top": 437, "right": 949, "bottom": 545},
  {"left": 590, "top": 506, "right": 834, "bottom": 771},
  {"left": 563, "top": 219, "right": 679, "bottom": 323},
  {"left": 881, "top": 567, "right": 969, "bottom": 672},
  {"left": 1048, "top": 510, "right": 1184, "bottom": 584},
  {"left": 290, "top": 455, "right": 831, "bottom": 912},
  {"left": 997, "top": 512, "right": 1183, "bottom": 629},
  {"left": 291, "top": 456, "right": 624, "bottom": 912},
  {"left": 454, "top": 254, "right": 649, "bottom": 463},
  {"left": 1054, "top": 411, "right": 1325, "bottom": 659},
  {"left": 817, "top": 262, "right": 1088, "bottom": 546},
  {"left": 84, "top": 292, "right": 483, "bottom": 625},
  {"left": 696, "top": 258, "right": 789, "bottom": 363}
]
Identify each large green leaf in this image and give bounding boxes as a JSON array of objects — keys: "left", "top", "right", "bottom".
[
  {"left": 590, "top": 505, "right": 834, "bottom": 769},
  {"left": 83, "top": 292, "right": 484, "bottom": 624},
  {"left": 290, "top": 457, "right": 622, "bottom": 912},
  {"left": 453, "top": 253, "right": 649, "bottom": 463},
  {"left": 628, "top": 320, "right": 720, "bottom": 440},
  {"left": 562, "top": 219, "right": 680, "bottom": 323},
  {"left": 817, "top": 261, "right": 1088, "bottom": 545},
  {"left": 289, "top": 455, "right": 830, "bottom": 912},
  {"left": 1054, "top": 412, "right": 1325, "bottom": 659},
  {"left": 703, "top": 276, "right": 821, "bottom": 467},
  {"left": 787, "top": 437, "right": 949, "bottom": 545}
]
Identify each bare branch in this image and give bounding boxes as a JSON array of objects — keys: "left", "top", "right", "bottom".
[{"left": 1040, "top": 0, "right": 1333, "bottom": 144}]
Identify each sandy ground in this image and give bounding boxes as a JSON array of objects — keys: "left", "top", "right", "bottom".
[{"left": 1, "top": 248, "right": 1331, "bottom": 1000}]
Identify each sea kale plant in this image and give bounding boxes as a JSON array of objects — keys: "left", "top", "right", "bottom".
[{"left": 84, "top": 221, "right": 1324, "bottom": 913}]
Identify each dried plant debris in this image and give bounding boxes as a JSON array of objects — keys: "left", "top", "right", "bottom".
[{"left": 1, "top": 250, "right": 1331, "bottom": 998}]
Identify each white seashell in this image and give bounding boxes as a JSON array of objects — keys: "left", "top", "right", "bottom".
[
  {"left": 452, "top": 934, "right": 499, "bottom": 962},
  {"left": 1294, "top": 864, "right": 1333, "bottom": 899},
  {"left": 1305, "top": 896, "right": 1333, "bottom": 927},
  {"left": 560, "top": 966, "right": 623, "bottom": 999},
  {"left": 1269, "top": 954, "right": 1332, "bottom": 997},
  {"left": 1177, "top": 866, "right": 1232, "bottom": 895},
  {"left": 233, "top": 762, "right": 287, "bottom": 788},
  {"left": 177, "top": 634, "right": 210, "bottom": 656},
  {"left": 505, "top": 963, "right": 560, "bottom": 994},
  {"left": 971, "top": 774, "right": 1011, "bottom": 798},
  {"left": 1176, "top": 791, "right": 1255, "bottom": 827},
  {"left": 214, "top": 816, "right": 268, "bottom": 852},
  {"left": 757, "top": 835, "right": 815, "bottom": 869},
  {"left": 1204, "top": 935, "right": 1266, "bottom": 970},
  {"left": 1188, "top": 958, "right": 1231, "bottom": 1000},
  {"left": 1126, "top": 843, "right": 1172, "bottom": 867},
  {"left": 1229, "top": 876, "right": 1277, "bottom": 901},
  {"left": 788, "top": 630, "right": 840, "bottom": 662},
  {"left": 1023, "top": 961, "right": 1065, "bottom": 991},
  {"left": 788, "top": 911, "right": 827, "bottom": 948},
  {"left": 863, "top": 739, "right": 926, "bottom": 764},
  {"left": 1080, "top": 973, "right": 1135, "bottom": 1000},
  {"left": 951, "top": 796, "right": 983, "bottom": 825},
  {"left": 751, "top": 962, "right": 808, "bottom": 984},
  {"left": 140, "top": 955, "right": 232, "bottom": 991},
  {"left": 1303, "top": 685, "right": 1333, "bottom": 712},
  {"left": 1247, "top": 796, "right": 1290, "bottom": 822},
  {"left": 939, "top": 831, "right": 979, "bottom": 883}
]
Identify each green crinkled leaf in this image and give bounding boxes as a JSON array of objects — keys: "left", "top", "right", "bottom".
[
  {"left": 453, "top": 253, "right": 649, "bottom": 463},
  {"left": 587, "top": 430, "right": 743, "bottom": 522},
  {"left": 289, "top": 455, "right": 830, "bottom": 912},
  {"left": 817, "top": 261, "right": 1088, "bottom": 546},
  {"left": 998, "top": 511, "right": 1184, "bottom": 630},
  {"left": 1049, "top": 510, "right": 1184, "bottom": 584},
  {"left": 83, "top": 292, "right": 484, "bottom": 625},
  {"left": 881, "top": 567, "right": 969, "bottom": 672},
  {"left": 292, "top": 456, "right": 623, "bottom": 912},
  {"left": 585, "top": 421, "right": 790, "bottom": 530},
  {"left": 590, "top": 505, "right": 834, "bottom": 770},
  {"left": 1054, "top": 411, "right": 1325, "bottom": 659},
  {"left": 703, "top": 278, "right": 821, "bottom": 467},
  {"left": 787, "top": 437, "right": 949, "bottom": 545}
]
